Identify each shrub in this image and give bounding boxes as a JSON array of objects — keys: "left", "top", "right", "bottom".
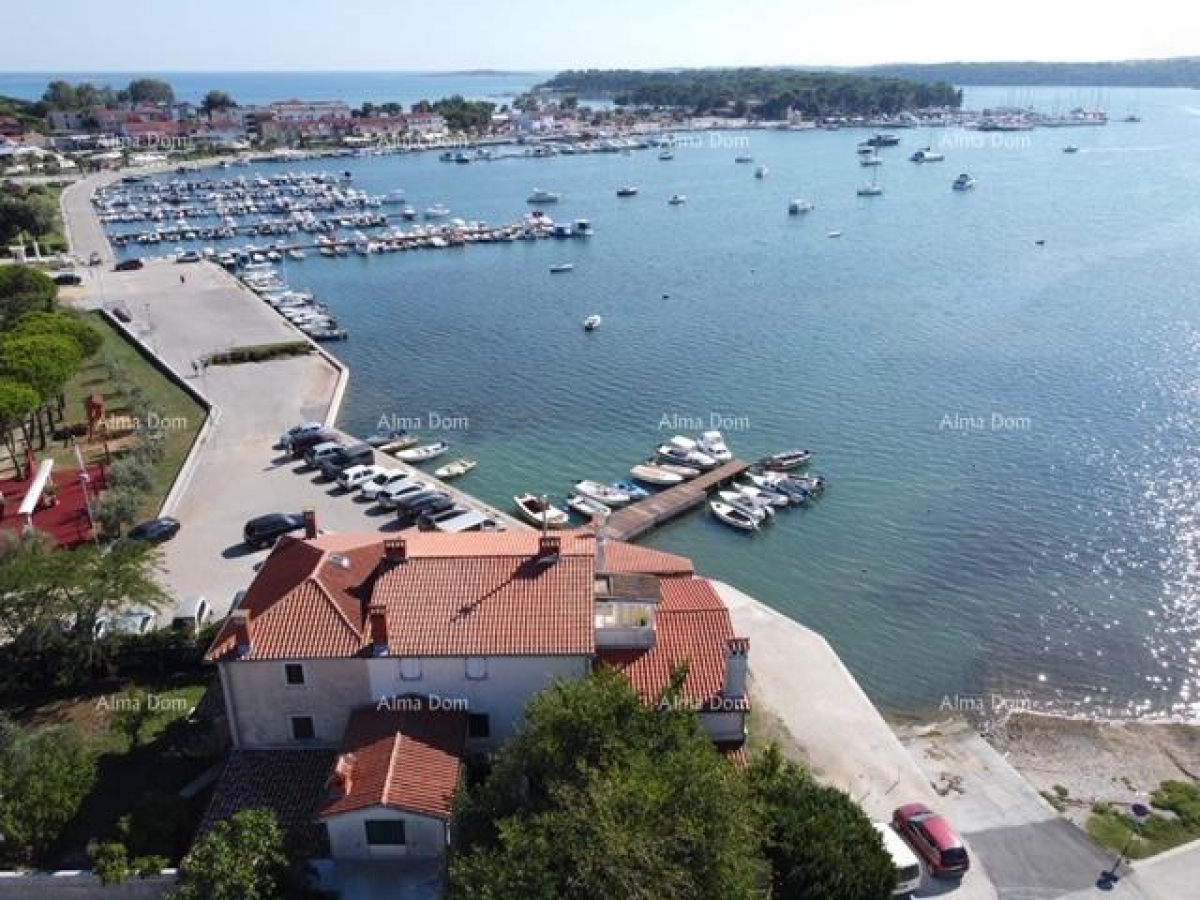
[{"left": 91, "top": 841, "right": 131, "bottom": 885}]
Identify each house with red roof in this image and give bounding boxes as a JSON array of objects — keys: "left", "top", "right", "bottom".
[{"left": 202, "top": 528, "right": 749, "bottom": 866}]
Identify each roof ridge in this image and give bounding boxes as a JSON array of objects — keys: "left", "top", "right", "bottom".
[
  {"left": 382, "top": 726, "right": 403, "bottom": 808},
  {"left": 308, "top": 558, "right": 366, "bottom": 642}
]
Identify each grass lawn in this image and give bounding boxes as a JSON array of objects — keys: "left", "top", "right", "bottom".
[
  {"left": 21, "top": 675, "right": 218, "bottom": 868},
  {"left": 1087, "top": 781, "right": 1200, "bottom": 859},
  {"left": 56, "top": 311, "right": 207, "bottom": 517}
]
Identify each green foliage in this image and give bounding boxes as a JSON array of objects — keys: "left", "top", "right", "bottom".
[
  {"left": 429, "top": 94, "right": 496, "bottom": 132},
  {"left": 450, "top": 668, "right": 766, "bottom": 899},
  {"left": 93, "top": 485, "right": 143, "bottom": 538},
  {"left": 0, "top": 189, "right": 60, "bottom": 247},
  {"left": 1087, "top": 782, "right": 1200, "bottom": 860},
  {"left": 0, "top": 265, "right": 58, "bottom": 331},
  {"left": 15, "top": 311, "right": 104, "bottom": 358},
  {"left": 125, "top": 79, "right": 175, "bottom": 105},
  {"left": 0, "top": 378, "right": 39, "bottom": 427},
  {"left": 540, "top": 68, "right": 963, "bottom": 117},
  {"left": 749, "top": 745, "right": 896, "bottom": 900},
  {"left": 113, "top": 687, "right": 156, "bottom": 749},
  {"left": 0, "top": 333, "right": 81, "bottom": 400},
  {"left": 206, "top": 340, "right": 313, "bottom": 365},
  {"left": 108, "top": 454, "right": 155, "bottom": 496},
  {"left": 91, "top": 841, "right": 132, "bottom": 885},
  {"left": 201, "top": 90, "right": 237, "bottom": 115},
  {"left": 859, "top": 58, "right": 1200, "bottom": 88},
  {"left": 133, "top": 855, "right": 170, "bottom": 878},
  {"left": 1151, "top": 779, "right": 1200, "bottom": 826},
  {"left": 170, "top": 808, "right": 290, "bottom": 900},
  {"left": 0, "top": 715, "right": 98, "bottom": 865}
]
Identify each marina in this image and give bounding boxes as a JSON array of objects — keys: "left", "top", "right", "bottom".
[{"left": 604, "top": 460, "right": 750, "bottom": 541}]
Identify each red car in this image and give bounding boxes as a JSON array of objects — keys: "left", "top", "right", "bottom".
[{"left": 892, "top": 802, "right": 970, "bottom": 878}]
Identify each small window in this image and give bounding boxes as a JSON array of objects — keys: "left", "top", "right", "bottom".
[
  {"left": 365, "top": 819, "right": 406, "bottom": 846},
  {"left": 465, "top": 656, "right": 488, "bottom": 680},
  {"left": 290, "top": 716, "right": 315, "bottom": 741},
  {"left": 467, "top": 713, "right": 490, "bottom": 739},
  {"left": 399, "top": 657, "right": 422, "bottom": 681},
  {"left": 284, "top": 663, "right": 306, "bottom": 686}
]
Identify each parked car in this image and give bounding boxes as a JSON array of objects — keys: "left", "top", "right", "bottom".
[
  {"left": 170, "top": 596, "right": 212, "bottom": 632},
  {"left": 288, "top": 429, "right": 338, "bottom": 460},
  {"left": 892, "top": 803, "right": 969, "bottom": 879},
  {"left": 113, "top": 608, "right": 157, "bottom": 636},
  {"left": 243, "top": 512, "right": 306, "bottom": 549},
  {"left": 176, "top": 250, "right": 202, "bottom": 263},
  {"left": 430, "top": 508, "right": 498, "bottom": 533},
  {"left": 304, "top": 441, "right": 344, "bottom": 469},
  {"left": 53, "top": 271, "right": 83, "bottom": 286},
  {"left": 377, "top": 480, "right": 430, "bottom": 509},
  {"left": 417, "top": 505, "right": 469, "bottom": 531},
  {"left": 873, "top": 823, "right": 924, "bottom": 896},
  {"left": 394, "top": 492, "right": 453, "bottom": 518},
  {"left": 360, "top": 470, "right": 415, "bottom": 501},
  {"left": 128, "top": 516, "right": 181, "bottom": 543},
  {"left": 337, "top": 463, "right": 388, "bottom": 492},
  {"left": 114, "top": 258, "right": 144, "bottom": 271},
  {"left": 112, "top": 307, "right": 132, "bottom": 323},
  {"left": 317, "top": 442, "right": 374, "bottom": 479},
  {"left": 279, "top": 421, "right": 324, "bottom": 449}
]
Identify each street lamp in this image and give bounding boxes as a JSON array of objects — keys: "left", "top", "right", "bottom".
[{"left": 1101, "top": 801, "right": 1152, "bottom": 885}]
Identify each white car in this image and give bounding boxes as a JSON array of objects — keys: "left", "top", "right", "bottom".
[
  {"left": 360, "top": 470, "right": 415, "bottom": 501},
  {"left": 873, "top": 823, "right": 923, "bottom": 896},
  {"left": 337, "top": 464, "right": 388, "bottom": 491}
]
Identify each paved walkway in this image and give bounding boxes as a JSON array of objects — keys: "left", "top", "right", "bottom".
[{"left": 715, "top": 580, "right": 999, "bottom": 899}]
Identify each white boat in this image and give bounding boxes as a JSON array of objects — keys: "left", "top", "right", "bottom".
[
  {"left": 657, "top": 436, "right": 717, "bottom": 470},
  {"left": 697, "top": 429, "right": 733, "bottom": 462},
  {"left": 734, "top": 154, "right": 753, "bottom": 163},
  {"left": 287, "top": 248, "right": 306, "bottom": 261},
  {"left": 952, "top": 173, "right": 976, "bottom": 191},
  {"left": 424, "top": 204, "right": 451, "bottom": 218},
  {"left": 758, "top": 449, "right": 814, "bottom": 470},
  {"left": 717, "top": 490, "right": 774, "bottom": 520},
  {"left": 909, "top": 147, "right": 945, "bottom": 163},
  {"left": 788, "top": 199, "right": 814, "bottom": 215},
  {"left": 827, "top": 230, "right": 843, "bottom": 238},
  {"left": 754, "top": 165, "right": 769, "bottom": 179},
  {"left": 550, "top": 263, "right": 574, "bottom": 274},
  {"left": 395, "top": 441, "right": 449, "bottom": 462},
  {"left": 583, "top": 314, "right": 602, "bottom": 331},
  {"left": 433, "top": 458, "right": 476, "bottom": 479},
  {"left": 527, "top": 188, "right": 561, "bottom": 204},
  {"left": 573, "top": 480, "right": 633, "bottom": 507},
  {"left": 630, "top": 463, "right": 685, "bottom": 486},
  {"left": 616, "top": 185, "right": 639, "bottom": 197},
  {"left": 710, "top": 500, "right": 759, "bottom": 532},
  {"left": 735, "top": 481, "right": 790, "bottom": 507},
  {"left": 513, "top": 494, "right": 569, "bottom": 529},
  {"left": 567, "top": 493, "right": 610, "bottom": 518},
  {"left": 668, "top": 194, "right": 687, "bottom": 205}
]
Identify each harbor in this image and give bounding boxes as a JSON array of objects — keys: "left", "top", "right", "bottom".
[{"left": 604, "top": 459, "right": 749, "bottom": 540}]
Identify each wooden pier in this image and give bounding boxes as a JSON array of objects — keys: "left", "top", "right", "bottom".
[{"left": 605, "top": 459, "right": 749, "bottom": 541}]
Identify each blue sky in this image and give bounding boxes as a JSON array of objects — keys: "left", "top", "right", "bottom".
[{"left": 6, "top": 0, "right": 1196, "bottom": 70}]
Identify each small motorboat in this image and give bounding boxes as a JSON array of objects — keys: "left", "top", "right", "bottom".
[
  {"left": 366, "top": 428, "right": 411, "bottom": 448},
  {"left": 434, "top": 458, "right": 477, "bottom": 479},
  {"left": 952, "top": 173, "right": 977, "bottom": 191},
  {"left": 610, "top": 480, "right": 650, "bottom": 501},
  {"left": 758, "top": 449, "right": 814, "bottom": 471},
  {"left": 287, "top": 249, "right": 306, "bottom": 261},
  {"left": 1062, "top": 145, "right": 1079, "bottom": 154},
  {"left": 566, "top": 493, "right": 610, "bottom": 518},
  {"left": 395, "top": 441, "right": 450, "bottom": 463},
  {"left": 788, "top": 199, "right": 814, "bottom": 215},
  {"left": 668, "top": 194, "right": 687, "bottom": 205},
  {"left": 827, "top": 230, "right": 843, "bottom": 239},
  {"left": 658, "top": 149, "right": 675, "bottom": 161},
  {"left": 652, "top": 460, "right": 700, "bottom": 479},
  {"left": 513, "top": 494, "right": 569, "bottom": 529},
  {"left": 859, "top": 154, "right": 883, "bottom": 167},
  {"left": 747, "top": 472, "right": 808, "bottom": 504},
  {"left": 790, "top": 472, "right": 826, "bottom": 494},
  {"left": 527, "top": 188, "right": 561, "bottom": 204},
  {"left": 734, "top": 154, "right": 753, "bottom": 163},
  {"left": 616, "top": 186, "right": 639, "bottom": 197},
  {"left": 583, "top": 314, "right": 602, "bottom": 331},
  {"left": 735, "top": 481, "right": 790, "bottom": 507},
  {"left": 710, "top": 500, "right": 759, "bottom": 532},
  {"left": 909, "top": 147, "right": 945, "bottom": 163},
  {"left": 754, "top": 165, "right": 769, "bottom": 179},
  {"left": 550, "top": 263, "right": 574, "bottom": 274},
  {"left": 630, "top": 463, "right": 685, "bottom": 486},
  {"left": 697, "top": 429, "right": 733, "bottom": 463},
  {"left": 424, "top": 204, "right": 451, "bottom": 218},
  {"left": 377, "top": 434, "right": 419, "bottom": 453},
  {"left": 718, "top": 490, "right": 774, "bottom": 520},
  {"left": 574, "top": 480, "right": 633, "bottom": 507}
]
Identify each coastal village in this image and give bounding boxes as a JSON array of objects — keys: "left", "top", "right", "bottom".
[{"left": 0, "top": 65, "right": 1198, "bottom": 900}]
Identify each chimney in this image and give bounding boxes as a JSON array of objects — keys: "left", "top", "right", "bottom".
[
  {"left": 329, "top": 753, "right": 355, "bottom": 798},
  {"left": 230, "top": 608, "right": 251, "bottom": 657},
  {"left": 594, "top": 509, "right": 610, "bottom": 572},
  {"left": 303, "top": 507, "right": 318, "bottom": 539},
  {"left": 537, "top": 533, "right": 561, "bottom": 564},
  {"left": 368, "top": 602, "right": 389, "bottom": 656},
  {"left": 723, "top": 637, "right": 749, "bottom": 701},
  {"left": 383, "top": 538, "right": 406, "bottom": 565}
]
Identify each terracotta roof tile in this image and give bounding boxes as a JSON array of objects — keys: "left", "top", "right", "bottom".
[
  {"left": 597, "top": 578, "right": 748, "bottom": 712},
  {"left": 319, "top": 707, "right": 466, "bottom": 820}
]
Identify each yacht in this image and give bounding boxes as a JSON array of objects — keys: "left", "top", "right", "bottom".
[
  {"left": 788, "top": 199, "right": 815, "bottom": 215},
  {"left": 630, "top": 463, "right": 685, "bottom": 486},
  {"left": 952, "top": 173, "right": 977, "bottom": 191},
  {"left": 657, "top": 436, "right": 717, "bottom": 470},
  {"left": 424, "top": 204, "right": 451, "bottom": 218},
  {"left": 513, "top": 494, "right": 569, "bottom": 529},
  {"left": 616, "top": 185, "right": 639, "bottom": 197},
  {"left": 573, "top": 480, "right": 633, "bottom": 508},
  {"left": 527, "top": 188, "right": 561, "bottom": 204},
  {"left": 550, "top": 263, "right": 575, "bottom": 274},
  {"left": 909, "top": 147, "right": 945, "bottom": 163},
  {"left": 697, "top": 429, "right": 733, "bottom": 462},
  {"left": 710, "top": 500, "right": 759, "bottom": 532},
  {"left": 583, "top": 314, "right": 602, "bottom": 331},
  {"left": 668, "top": 194, "right": 687, "bottom": 205}
]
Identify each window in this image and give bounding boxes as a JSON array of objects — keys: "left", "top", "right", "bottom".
[
  {"left": 290, "top": 716, "right": 315, "bottom": 741},
  {"left": 467, "top": 713, "right": 490, "bottom": 739},
  {"left": 284, "top": 663, "right": 306, "bottom": 686},
  {"left": 365, "top": 819, "right": 406, "bottom": 846},
  {"left": 465, "top": 656, "right": 488, "bottom": 680},
  {"left": 399, "top": 657, "right": 422, "bottom": 681}
]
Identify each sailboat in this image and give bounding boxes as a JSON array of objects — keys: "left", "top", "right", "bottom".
[{"left": 857, "top": 165, "right": 883, "bottom": 197}]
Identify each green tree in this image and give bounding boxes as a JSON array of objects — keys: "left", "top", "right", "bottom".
[
  {"left": 108, "top": 454, "right": 155, "bottom": 496},
  {"left": 0, "top": 716, "right": 97, "bottom": 865},
  {"left": 201, "top": 90, "right": 236, "bottom": 116},
  {"left": 749, "top": 745, "right": 897, "bottom": 900},
  {"left": 93, "top": 486, "right": 143, "bottom": 539},
  {"left": 0, "top": 265, "right": 58, "bottom": 330},
  {"left": 91, "top": 841, "right": 132, "bottom": 885},
  {"left": 14, "top": 311, "right": 103, "bottom": 358},
  {"left": 0, "top": 379, "right": 39, "bottom": 477},
  {"left": 170, "top": 809, "right": 289, "bottom": 900},
  {"left": 0, "top": 192, "right": 59, "bottom": 246},
  {"left": 124, "top": 79, "right": 175, "bottom": 105},
  {"left": 450, "top": 668, "right": 765, "bottom": 899},
  {"left": 42, "top": 80, "right": 77, "bottom": 110}
]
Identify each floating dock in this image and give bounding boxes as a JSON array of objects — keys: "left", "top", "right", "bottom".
[{"left": 605, "top": 459, "right": 749, "bottom": 541}]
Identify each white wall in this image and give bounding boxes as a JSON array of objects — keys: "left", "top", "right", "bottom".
[{"left": 324, "top": 807, "right": 447, "bottom": 860}]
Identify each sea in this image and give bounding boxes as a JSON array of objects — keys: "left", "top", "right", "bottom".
[{"left": 43, "top": 70, "right": 1200, "bottom": 721}]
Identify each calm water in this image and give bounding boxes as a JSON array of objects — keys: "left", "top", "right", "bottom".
[{"left": 107, "top": 86, "right": 1200, "bottom": 719}]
